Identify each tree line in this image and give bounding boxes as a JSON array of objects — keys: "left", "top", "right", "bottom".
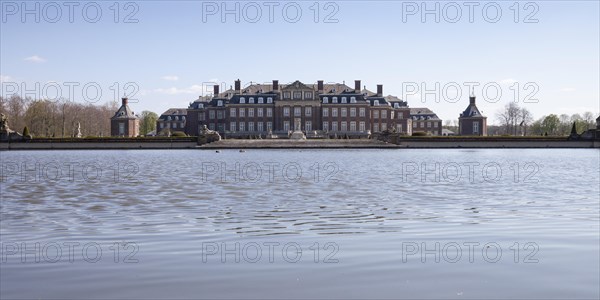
[{"left": 0, "top": 95, "right": 158, "bottom": 137}]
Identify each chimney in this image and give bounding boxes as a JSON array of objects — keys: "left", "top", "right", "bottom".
[
  {"left": 317, "top": 80, "right": 324, "bottom": 93},
  {"left": 213, "top": 85, "right": 220, "bottom": 96},
  {"left": 121, "top": 97, "right": 128, "bottom": 106},
  {"left": 355, "top": 80, "right": 361, "bottom": 93},
  {"left": 234, "top": 79, "right": 241, "bottom": 93},
  {"left": 470, "top": 95, "right": 476, "bottom": 105},
  {"left": 272, "top": 80, "right": 279, "bottom": 91},
  {"left": 376, "top": 84, "right": 383, "bottom": 97}
]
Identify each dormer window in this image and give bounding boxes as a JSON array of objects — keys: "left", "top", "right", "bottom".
[
  {"left": 294, "top": 92, "right": 302, "bottom": 99},
  {"left": 394, "top": 103, "right": 399, "bottom": 108},
  {"left": 267, "top": 97, "right": 273, "bottom": 103},
  {"left": 374, "top": 100, "right": 380, "bottom": 106},
  {"left": 217, "top": 100, "right": 223, "bottom": 107},
  {"left": 323, "top": 97, "right": 328, "bottom": 104},
  {"left": 341, "top": 97, "right": 347, "bottom": 103},
  {"left": 167, "top": 116, "right": 172, "bottom": 121},
  {"left": 175, "top": 116, "right": 179, "bottom": 121},
  {"left": 198, "top": 104, "right": 204, "bottom": 108},
  {"left": 249, "top": 97, "right": 255, "bottom": 104},
  {"left": 350, "top": 97, "right": 356, "bottom": 103},
  {"left": 332, "top": 97, "right": 338, "bottom": 103},
  {"left": 258, "top": 97, "right": 264, "bottom": 104},
  {"left": 240, "top": 97, "right": 246, "bottom": 104},
  {"left": 182, "top": 116, "right": 186, "bottom": 121}
]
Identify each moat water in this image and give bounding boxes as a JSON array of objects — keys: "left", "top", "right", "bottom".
[{"left": 1, "top": 149, "right": 598, "bottom": 299}]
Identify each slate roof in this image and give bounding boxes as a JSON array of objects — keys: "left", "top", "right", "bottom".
[
  {"left": 158, "top": 108, "right": 187, "bottom": 120},
  {"left": 410, "top": 108, "right": 441, "bottom": 120},
  {"left": 111, "top": 103, "right": 137, "bottom": 120}
]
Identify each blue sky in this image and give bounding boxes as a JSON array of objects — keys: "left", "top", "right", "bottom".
[{"left": 1, "top": 0, "right": 599, "bottom": 123}]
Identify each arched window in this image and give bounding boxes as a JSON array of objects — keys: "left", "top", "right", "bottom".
[
  {"left": 341, "top": 97, "right": 347, "bottom": 103},
  {"left": 217, "top": 100, "right": 223, "bottom": 106},
  {"left": 182, "top": 116, "right": 186, "bottom": 121},
  {"left": 258, "top": 97, "right": 264, "bottom": 103},
  {"left": 167, "top": 116, "right": 172, "bottom": 121},
  {"left": 332, "top": 97, "right": 338, "bottom": 103},
  {"left": 249, "top": 97, "right": 255, "bottom": 104},
  {"left": 240, "top": 97, "right": 246, "bottom": 104},
  {"left": 175, "top": 116, "right": 179, "bottom": 121},
  {"left": 267, "top": 97, "right": 273, "bottom": 103},
  {"left": 323, "top": 97, "right": 328, "bottom": 103},
  {"left": 374, "top": 100, "right": 380, "bottom": 106},
  {"left": 350, "top": 97, "right": 356, "bottom": 103}
]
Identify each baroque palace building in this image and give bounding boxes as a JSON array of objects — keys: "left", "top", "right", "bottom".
[{"left": 157, "top": 79, "right": 443, "bottom": 137}]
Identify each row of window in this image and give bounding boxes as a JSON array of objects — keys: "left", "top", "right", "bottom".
[
  {"left": 283, "top": 91, "right": 313, "bottom": 99},
  {"left": 230, "top": 107, "right": 274, "bottom": 118},
  {"left": 322, "top": 96, "right": 358, "bottom": 104},
  {"left": 239, "top": 97, "right": 274, "bottom": 104},
  {"left": 165, "top": 116, "right": 186, "bottom": 121},
  {"left": 159, "top": 122, "right": 185, "bottom": 129},
  {"left": 411, "top": 121, "right": 440, "bottom": 129},
  {"left": 282, "top": 106, "right": 313, "bottom": 117}
]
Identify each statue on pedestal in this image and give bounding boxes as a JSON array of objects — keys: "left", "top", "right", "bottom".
[{"left": 76, "top": 122, "right": 82, "bottom": 138}]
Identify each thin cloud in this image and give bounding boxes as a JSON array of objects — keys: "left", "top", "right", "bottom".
[
  {"left": 499, "top": 78, "right": 517, "bottom": 84},
  {"left": 559, "top": 88, "right": 576, "bottom": 92},
  {"left": 154, "top": 85, "right": 204, "bottom": 95},
  {"left": 161, "top": 75, "right": 179, "bottom": 81},
  {"left": 0, "top": 74, "right": 11, "bottom": 82},
  {"left": 24, "top": 55, "right": 46, "bottom": 63}
]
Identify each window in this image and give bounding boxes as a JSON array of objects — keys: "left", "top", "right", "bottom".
[
  {"left": 434, "top": 122, "right": 438, "bottom": 128},
  {"left": 230, "top": 108, "right": 236, "bottom": 117},
  {"left": 198, "top": 112, "right": 205, "bottom": 121},
  {"left": 304, "top": 92, "right": 312, "bottom": 99},
  {"left": 258, "top": 97, "right": 264, "bottom": 104},
  {"left": 248, "top": 122, "right": 254, "bottom": 132},
  {"left": 373, "top": 123, "right": 379, "bottom": 132},
  {"left": 305, "top": 107, "right": 311, "bottom": 116},
  {"left": 217, "top": 111, "right": 224, "bottom": 119},
  {"left": 420, "top": 122, "right": 424, "bottom": 128},
  {"left": 175, "top": 116, "right": 179, "bottom": 121},
  {"left": 181, "top": 123, "right": 185, "bottom": 129},
  {"left": 230, "top": 122, "right": 236, "bottom": 132},
  {"left": 266, "top": 122, "right": 272, "bottom": 131},
  {"left": 427, "top": 122, "right": 431, "bottom": 128},
  {"left": 350, "top": 97, "right": 356, "bottom": 103},
  {"left": 381, "top": 123, "right": 387, "bottom": 131},
  {"left": 473, "top": 121, "right": 479, "bottom": 134},
  {"left": 374, "top": 100, "right": 379, "bottom": 106},
  {"left": 171, "top": 123, "right": 176, "bottom": 129},
  {"left": 332, "top": 122, "right": 338, "bottom": 131},
  {"left": 332, "top": 108, "right": 338, "bottom": 117},
  {"left": 413, "top": 121, "right": 417, "bottom": 128},
  {"left": 160, "top": 123, "right": 164, "bottom": 129},
  {"left": 398, "top": 113, "right": 403, "bottom": 119},
  {"left": 305, "top": 121, "right": 312, "bottom": 131},
  {"left": 294, "top": 107, "right": 301, "bottom": 116},
  {"left": 350, "top": 108, "right": 356, "bottom": 117},
  {"left": 341, "top": 97, "right": 347, "bottom": 103},
  {"left": 240, "top": 97, "right": 246, "bottom": 104},
  {"left": 257, "top": 108, "right": 264, "bottom": 117},
  {"left": 323, "top": 108, "right": 329, "bottom": 117},
  {"left": 341, "top": 121, "right": 347, "bottom": 132},
  {"left": 294, "top": 92, "right": 302, "bottom": 99},
  {"left": 258, "top": 122, "right": 264, "bottom": 132},
  {"left": 381, "top": 110, "right": 387, "bottom": 119},
  {"left": 167, "top": 116, "right": 171, "bottom": 121},
  {"left": 396, "top": 124, "right": 403, "bottom": 132},
  {"left": 248, "top": 108, "right": 254, "bottom": 117},
  {"left": 217, "top": 100, "right": 223, "bottom": 106},
  {"left": 332, "top": 97, "right": 338, "bottom": 103},
  {"left": 284, "top": 92, "right": 291, "bottom": 99},
  {"left": 239, "top": 122, "right": 245, "bottom": 131},
  {"left": 373, "top": 111, "right": 379, "bottom": 119},
  {"left": 266, "top": 108, "right": 273, "bottom": 117},
  {"left": 283, "top": 107, "right": 290, "bottom": 117},
  {"left": 323, "top": 121, "right": 329, "bottom": 131},
  {"left": 209, "top": 110, "right": 215, "bottom": 119},
  {"left": 350, "top": 121, "right": 356, "bottom": 131},
  {"left": 119, "top": 122, "right": 125, "bottom": 135},
  {"left": 284, "top": 121, "right": 290, "bottom": 131},
  {"left": 323, "top": 97, "right": 328, "bottom": 103},
  {"left": 198, "top": 103, "right": 204, "bottom": 108},
  {"left": 209, "top": 123, "right": 215, "bottom": 130},
  {"left": 239, "top": 108, "right": 245, "bottom": 118},
  {"left": 394, "top": 103, "right": 400, "bottom": 108},
  {"left": 182, "top": 116, "right": 186, "bottom": 121},
  {"left": 249, "top": 97, "right": 254, "bottom": 104},
  {"left": 341, "top": 108, "right": 347, "bottom": 117},
  {"left": 267, "top": 97, "right": 273, "bottom": 103},
  {"left": 359, "top": 121, "right": 365, "bottom": 132},
  {"left": 359, "top": 108, "right": 365, "bottom": 117}
]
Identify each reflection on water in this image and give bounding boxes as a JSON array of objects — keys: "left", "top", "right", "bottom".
[{"left": 1, "top": 149, "right": 599, "bottom": 299}]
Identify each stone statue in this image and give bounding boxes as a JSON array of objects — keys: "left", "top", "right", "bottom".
[
  {"left": 198, "top": 125, "right": 221, "bottom": 145},
  {"left": 0, "top": 113, "right": 10, "bottom": 133},
  {"left": 76, "top": 122, "right": 82, "bottom": 138}
]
